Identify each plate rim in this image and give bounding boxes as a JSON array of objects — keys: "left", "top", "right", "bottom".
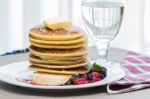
[{"left": 0, "top": 61, "right": 125, "bottom": 90}]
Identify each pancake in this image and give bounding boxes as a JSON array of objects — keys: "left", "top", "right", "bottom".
[
  {"left": 29, "top": 35, "right": 86, "bottom": 45},
  {"left": 28, "top": 54, "right": 86, "bottom": 65},
  {"left": 29, "top": 66, "right": 88, "bottom": 75},
  {"left": 29, "top": 40, "right": 86, "bottom": 49},
  {"left": 29, "top": 25, "right": 85, "bottom": 41},
  {"left": 29, "top": 46, "right": 87, "bottom": 57},
  {"left": 29, "top": 60, "right": 88, "bottom": 69},
  {"left": 40, "top": 55, "right": 87, "bottom": 61}
]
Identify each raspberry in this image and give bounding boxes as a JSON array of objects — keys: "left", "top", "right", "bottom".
[
  {"left": 91, "top": 72, "right": 101, "bottom": 78},
  {"left": 73, "top": 78, "right": 88, "bottom": 85},
  {"left": 93, "top": 76, "right": 102, "bottom": 82},
  {"left": 87, "top": 72, "right": 103, "bottom": 82}
]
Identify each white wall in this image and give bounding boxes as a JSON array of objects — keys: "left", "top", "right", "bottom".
[{"left": 112, "top": 0, "right": 145, "bottom": 53}]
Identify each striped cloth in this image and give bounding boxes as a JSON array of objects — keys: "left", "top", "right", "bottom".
[{"left": 107, "top": 51, "right": 150, "bottom": 94}]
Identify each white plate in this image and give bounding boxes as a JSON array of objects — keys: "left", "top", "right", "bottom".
[{"left": 0, "top": 60, "right": 125, "bottom": 90}]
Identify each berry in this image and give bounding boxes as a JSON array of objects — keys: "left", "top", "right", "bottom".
[
  {"left": 72, "top": 74, "right": 79, "bottom": 79},
  {"left": 92, "top": 76, "right": 102, "bottom": 82},
  {"left": 73, "top": 78, "right": 88, "bottom": 85},
  {"left": 87, "top": 72, "right": 103, "bottom": 82},
  {"left": 91, "top": 72, "right": 101, "bottom": 78},
  {"left": 87, "top": 73, "right": 93, "bottom": 80}
]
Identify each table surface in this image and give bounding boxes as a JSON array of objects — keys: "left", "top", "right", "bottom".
[{"left": 0, "top": 47, "right": 150, "bottom": 99}]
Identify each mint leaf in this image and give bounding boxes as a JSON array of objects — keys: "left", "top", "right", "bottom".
[{"left": 92, "top": 63, "right": 102, "bottom": 72}]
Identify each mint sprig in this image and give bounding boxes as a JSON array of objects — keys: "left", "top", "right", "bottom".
[{"left": 91, "top": 63, "right": 103, "bottom": 72}]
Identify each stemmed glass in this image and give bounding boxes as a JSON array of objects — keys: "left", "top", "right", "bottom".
[{"left": 82, "top": 0, "right": 124, "bottom": 62}]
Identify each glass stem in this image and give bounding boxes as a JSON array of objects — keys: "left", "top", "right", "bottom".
[{"left": 94, "top": 39, "right": 111, "bottom": 59}]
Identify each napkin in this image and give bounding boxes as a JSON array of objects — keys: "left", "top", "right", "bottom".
[
  {"left": 0, "top": 48, "right": 28, "bottom": 56},
  {"left": 107, "top": 51, "right": 150, "bottom": 94}
]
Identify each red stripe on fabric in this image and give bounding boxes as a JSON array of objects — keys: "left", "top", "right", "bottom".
[
  {"left": 125, "top": 58, "right": 141, "bottom": 63},
  {"left": 124, "top": 65, "right": 141, "bottom": 74},
  {"left": 139, "top": 57, "right": 150, "bottom": 63},
  {"left": 126, "top": 76, "right": 138, "bottom": 81},
  {"left": 127, "top": 51, "right": 137, "bottom": 55},
  {"left": 140, "top": 65, "right": 150, "bottom": 71}
]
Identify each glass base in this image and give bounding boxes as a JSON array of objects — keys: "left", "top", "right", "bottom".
[{"left": 94, "top": 39, "right": 111, "bottom": 59}]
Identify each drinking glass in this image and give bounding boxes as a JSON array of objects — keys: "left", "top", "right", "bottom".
[{"left": 82, "top": 0, "right": 124, "bottom": 61}]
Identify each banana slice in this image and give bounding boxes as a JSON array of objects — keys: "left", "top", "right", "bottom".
[
  {"left": 43, "top": 18, "right": 72, "bottom": 30},
  {"left": 31, "top": 73, "right": 71, "bottom": 86}
]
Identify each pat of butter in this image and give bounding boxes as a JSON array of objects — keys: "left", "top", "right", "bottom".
[{"left": 43, "top": 18, "right": 72, "bottom": 30}]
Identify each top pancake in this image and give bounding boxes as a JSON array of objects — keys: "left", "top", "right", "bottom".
[
  {"left": 29, "top": 35, "right": 86, "bottom": 45},
  {"left": 29, "top": 25, "right": 85, "bottom": 41}
]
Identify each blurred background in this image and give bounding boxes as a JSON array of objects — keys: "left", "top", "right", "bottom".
[{"left": 0, "top": 0, "right": 150, "bottom": 55}]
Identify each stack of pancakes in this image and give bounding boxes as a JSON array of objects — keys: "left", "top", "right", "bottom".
[{"left": 28, "top": 25, "right": 88, "bottom": 75}]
